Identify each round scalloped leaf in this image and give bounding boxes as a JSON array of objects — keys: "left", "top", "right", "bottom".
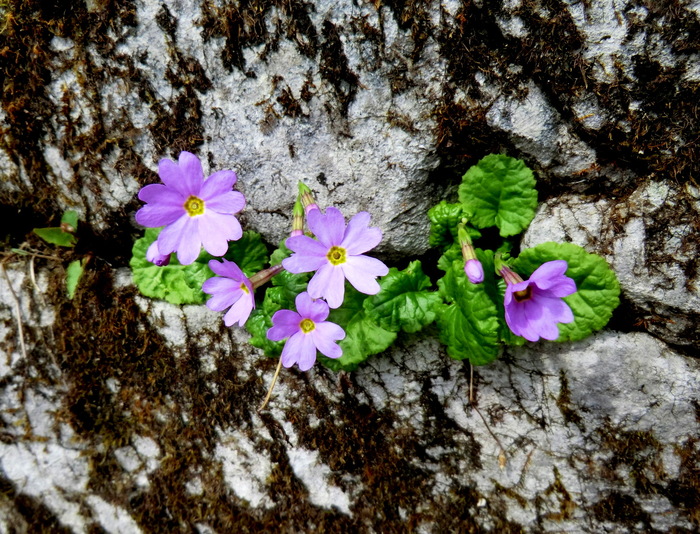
[
  {"left": 365, "top": 261, "right": 441, "bottom": 334},
  {"left": 428, "top": 201, "right": 481, "bottom": 248},
  {"left": 130, "top": 228, "right": 213, "bottom": 305},
  {"left": 437, "top": 258, "right": 501, "bottom": 365},
  {"left": 323, "top": 286, "right": 397, "bottom": 371},
  {"left": 458, "top": 154, "right": 537, "bottom": 237},
  {"left": 512, "top": 242, "right": 621, "bottom": 342}
]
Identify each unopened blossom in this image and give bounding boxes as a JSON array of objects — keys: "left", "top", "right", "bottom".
[
  {"left": 267, "top": 292, "right": 345, "bottom": 371},
  {"left": 146, "top": 240, "right": 170, "bottom": 266},
  {"left": 202, "top": 259, "right": 255, "bottom": 327},
  {"left": 501, "top": 260, "right": 576, "bottom": 342},
  {"left": 283, "top": 207, "right": 389, "bottom": 308},
  {"left": 464, "top": 259, "right": 484, "bottom": 284},
  {"left": 458, "top": 223, "right": 483, "bottom": 284},
  {"left": 135, "top": 151, "right": 245, "bottom": 265}
]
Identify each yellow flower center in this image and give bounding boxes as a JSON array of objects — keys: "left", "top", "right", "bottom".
[
  {"left": 513, "top": 286, "right": 532, "bottom": 302},
  {"left": 184, "top": 195, "right": 205, "bottom": 217},
  {"left": 240, "top": 282, "right": 250, "bottom": 294},
  {"left": 326, "top": 246, "right": 347, "bottom": 266},
  {"left": 299, "top": 318, "right": 315, "bottom": 333}
]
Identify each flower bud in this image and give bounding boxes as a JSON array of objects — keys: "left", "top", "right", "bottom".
[
  {"left": 464, "top": 259, "right": 484, "bottom": 284},
  {"left": 298, "top": 182, "right": 319, "bottom": 214},
  {"left": 146, "top": 240, "right": 170, "bottom": 266},
  {"left": 291, "top": 196, "right": 304, "bottom": 237},
  {"left": 458, "top": 223, "right": 483, "bottom": 284}
]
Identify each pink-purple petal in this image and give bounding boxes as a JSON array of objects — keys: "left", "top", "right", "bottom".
[
  {"left": 177, "top": 151, "right": 204, "bottom": 194},
  {"left": 280, "top": 332, "right": 317, "bottom": 371},
  {"left": 341, "top": 261, "right": 381, "bottom": 295},
  {"left": 311, "top": 322, "right": 345, "bottom": 359},
  {"left": 200, "top": 170, "right": 238, "bottom": 199},
  {"left": 208, "top": 259, "right": 246, "bottom": 280},
  {"left": 205, "top": 190, "right": 245, "bottom": 214},
  {"left": 158, "top": 216, "right": 201, "bottom": 265},
  {"left": 138, "top": 183, "right": 183, "bottom": 205},
  {"left": 268, "top": 310, "right": 302, "bottom": 340},
  {"left": 286, "top": 235, "right": 329, "bottom": 257},
  {"left": 295, "top": 334, "right": 319, "bottom": 371},
  {"left": 308, "top": 264, "right": 346, "bottom": 309},
  {"left": 341, "top": 254, "right": 389, "bottom": 294},
  {"left": 535, "top": 277, "right": 577, "bottom": 298},
  {"left": 295, "top": 292, "right": 329, "bottom": 323},
  {"left": 158, "top": 158, "right": 188, "bottom": 195},
  {"left": 308, "top": 207, "right": 345, "bottom": 247},
  {"left": 341, "top": 212, "right": 383, "bottom": 255},
  {"left": 135, "top": 203, "right": 184, "bottom": 227},
  {"left": 540, "top": 295, "right": 574, "bottom": 324},
  {"left": 198, "top": 213, "right": 236, "bottom": 257},
  {"left": 529, "top": 261, "right": 568, "bottom": 286},
  {"left": 223, "top": 293, "right": 254, "bottom": 327},
  {"left": 156, "top": 215, "right": 192, "bottom": 254}
]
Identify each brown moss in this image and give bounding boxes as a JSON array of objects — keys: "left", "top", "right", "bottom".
[
  {"left": 556, "top": 369, "right": 585, "bottom": 432},
  {"left": 319, "top": 20, "right": 359, "bottom": 118}
]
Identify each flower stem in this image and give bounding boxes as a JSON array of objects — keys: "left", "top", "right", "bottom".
[
  {"left": 249, "top": 264, "right": 284, "bottom": 289},
  {"left": 258, "top": 356, "right": 284, "bottom": 412}
]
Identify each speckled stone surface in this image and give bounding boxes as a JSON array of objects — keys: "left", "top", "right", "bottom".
[{"left": 1, "top": 0, "right": 699, "bottom": 532}]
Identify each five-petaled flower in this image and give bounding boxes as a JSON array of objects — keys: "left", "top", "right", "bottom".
[
  {"left": 135, "top": 151, "right": 245, "bottom": 265},
  {"left": 267, "top": 292, "right": 345, "bottom": 371},
  {"left": 202, "top": 259, "right": 255, "bottom": 327},
  {"left": 501, "top": 260, "right": 577, "bottom": 342},
  {"left": 282, "top": 207, "right": 389, "bottom": 309}
]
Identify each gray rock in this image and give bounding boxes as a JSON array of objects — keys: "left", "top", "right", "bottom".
[{"left": 1, "top": 0, "right": 699, "bottom": 531}]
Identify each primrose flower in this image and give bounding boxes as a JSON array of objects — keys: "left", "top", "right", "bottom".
[
  {"left": 267, "top": 292, "right": 345, "bottom": 371},
  {"left": 146, "top": 240, "right": 170, "bottom": 266},
  {"left": 202, "top": 259, "right": 255, "bottom": 327},
  {"left": 135, "top": 151, "right": 245, "bottom": 265},
  {"left": 501, "top": 260, "right": 577, "bottom": 342},
  {"left": 283, "top": 207, "right": 389, "bottom": 308}
]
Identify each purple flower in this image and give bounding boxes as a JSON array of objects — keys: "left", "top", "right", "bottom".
[
  {"left": 503, "top": 260, "right": 576, "bottom": 342},
  {"left": 282, "top": 207, "right": 389, "bottom": 308},
  {"left": 146, "top": 240, "right": 171, "bottom": 266},
  {"left": 135, "top": 151, "right": 245, "bottom": 265},
  {"left": 267, "top": 292, "right": 345, "bottom": 371},
  {"left": 202, "top": 259, "right": 255, "bottom": 327},
  {"left": 464, "top": 259, "right": 484, "bottom": 284}
]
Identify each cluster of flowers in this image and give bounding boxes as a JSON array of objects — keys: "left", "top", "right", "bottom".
[
  {"left": 135, "top": 152, "right": 388, "bottom": 371},
  {"left": 136, "top": 152, "right": 577, "bottom": 370},
  {"left": 457, "top": 222, "right": 576, "bottom": 342}
]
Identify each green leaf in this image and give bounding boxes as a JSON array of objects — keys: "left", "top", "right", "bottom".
[
  {"left": 33, "top": 227, "right": 76, "bottom": 247},
  {"left": 129, "top": 228, "right": 213, "bottom": 305},
  {"left": 246, "top": 307, "right": 284, "bottom": 356},
  {"left": 428, "top": 202, "right": 481, "bottom": 248},
  {"left": 458, "top": 154, "right": 537, "bottom": 237},
  {"left": 322, "top": 286, "right": 397, "bottom": 371},
  {"left": 365, "top": 261, "right": 441, "bottom": 333},
  {"left": 223, "top": 231, "right": 268, "bottom": 277},
  {"left": 60, "top": 210, "right": 79, "bottom": 232},
  {"left": 512, "top": 242, "right": 621, "bottom": 342},
  {"left": 66, "top": 258, "right": 86, "bottom": 299},
  {"left": 436, "top": 258, "right": 501, "bottom": 365},
  {"left": 437, "top": 242, "right": 462, "bottom": 272}
]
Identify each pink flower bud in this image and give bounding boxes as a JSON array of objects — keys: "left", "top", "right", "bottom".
[
  {"left": 464, "top": 259, "right": 484, "bottom": 284},
  {"left": 146, "top": 241, "right": 170, "bottom": 266}
]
